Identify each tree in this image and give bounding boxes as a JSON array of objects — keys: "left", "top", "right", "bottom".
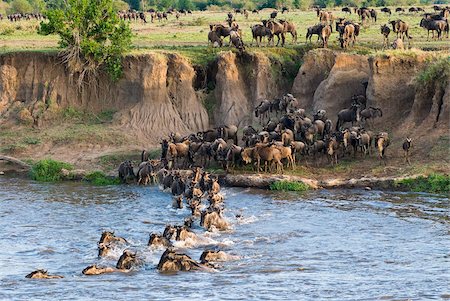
[
  {"left": 8, "top": 0, "right": 33, "bottom": 13},
  {"left": 177, "top": 0, "right": 194, "bottom": 10},
  {"left": 39, "top": 0, "right": 132, "bottom": 82},
  {"left": 29, "top": 0, "right": 45, "bottom": 11},
  {"left": 112, "top": 0, "right": 130, "bottom": 10}
]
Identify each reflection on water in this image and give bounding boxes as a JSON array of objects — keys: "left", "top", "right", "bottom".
[{"left": 0, "top": 177, "right": 448, "bottom": 300}]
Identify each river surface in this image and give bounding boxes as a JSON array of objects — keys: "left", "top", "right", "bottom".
[{"left": 0, "top": 177, "right": 448, "bottom": 300}]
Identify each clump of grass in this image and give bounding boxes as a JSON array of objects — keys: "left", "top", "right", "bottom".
[
  {"left": 1, "top": 143, "right": 28, "bottom": 154},
  {"left": 61, "top": 107, "right": 116, "bottom": 124},
  {"left": 270, "top": 180, "right": 310, "bottom": 191},
  {"left": 186, "top": 17, "right": 207, "bottom": 26},
  {"left": 30, "top": 159, "right": 73, "bottom": 182},
  {"left": 83, "top": 171, "right": 121, "bottom": 186},
  {"left": 395, "top": 174, "right": 450, "bottom": 194},
  {"left": 23, "top": 137, "right": 41, "bottom": 145},
  {"left": 416, "top": 57, "right": 450, "bottom": 90}
]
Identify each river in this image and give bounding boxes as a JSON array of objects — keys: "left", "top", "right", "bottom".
[{"left": 0, "top": 177, "right": 448, "bottom": 300}]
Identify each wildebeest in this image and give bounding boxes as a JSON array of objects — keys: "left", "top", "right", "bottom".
[
  {"left": 25, "top": 270, "right": 63, "bottom": 279},
  {"left": 381, "top": 7, "right": 391, "bottom": 15},
  {"left": 420, "top": 17, "right": 448, "bottom": 40},
  {"left": 118, "top": 160, "right": 135, "bottom": 183},
  {"left": 390, "top": 20, "right": 412, "bottom": 40},
  {"left": 342, "top": 7, "right": 352, "bottom": 14},
  {"left": 381, "top": 24, "right": 391, "bottom": 48},
  {"left": 402, "top": 137, "right": 412, "bottom": 164},
  {"left": 250, "top": 24, "right": 273, "bottom": 46},
  {"left": 320, "top": 24, "right": 332, "bottom": 47},
  {"left": 116, "top": 250, "right": 139, "bottom": 270},
  {"left": 266, "top": 20, "right": 286, "bottom": 46},
  {"left": 336, "top": 103, "right": 360, "bottom": 130},
  {"left": 339, "top": 24, "right": 356, "bottom": 48},
  {"left": 279, "top": 20, "right": 298, "bottom": 43},
  {"left": 306, "top": 24, "right": 325, "bottom": 43}
]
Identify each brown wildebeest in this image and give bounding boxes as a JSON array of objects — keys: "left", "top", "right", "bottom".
[
  {"left": 167, "top": 140, "right": 192, "bottom": 169},
  {"left": 98, "top": 231, "right": 127, "bottom": 245},
  {"left": 148, "top": 233, "right": 172, "bottom": 248},
  {"left": 200, "top": 209, "right": 229, "bottom": 231},
  {"left": 266, "top": 20, "right": 286, "bottom": 46},
  {"left": 82, "top": 265, "right": 119, "bottom": 275},
  {"left": 390, "top": 20, "right": 412, "bottom": 40},
  {"left": 116, "top": 250, "right": 139, "bottom": 270},
  {"left": 25, "top": 270, "right": 63, "bottom": 279},
  {"left": 242, "top": 144, "right": 283, "bottom": 173},
  {"left": 157, "top": 248, "right": 207, "bottom": 272},
  {"left": 339, "top": 24, "right": 355, "bottom": 48},
  {"left": 319, "top": 11, "right": 333, "bottom": 25},
  {"left": 320, "top": 24, "right": 332, "bottom": 47},
  {"left": 278, "top": 20, "right": 297, "bottom": 43},
  {"left": 376, "top": 132, "right": 390, "bottom": 163},
  {"left": 327, "top": 136, "right": 339, "bottom": 165}
]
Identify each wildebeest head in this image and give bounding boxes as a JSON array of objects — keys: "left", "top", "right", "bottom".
[
  {"left": 116, "top": 249, "right": 137, "bottom": 270},
  {"left": 163, "top": 225, "right": 177, "bottom": 240},
  {"left": 25, "top": 269, "right": 48, "bottom": 278}
]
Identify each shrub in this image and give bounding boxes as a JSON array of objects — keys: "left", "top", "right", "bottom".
[
  {"left": 30, "top": 159, "right": 73, "bottom": 182},
  {"left": 269, "top": 180, "right": 310, "bottom": 191},
  {"left": 416, "top": 57, "right": 450, "bottom": 90},
  {"left": 395, "top": 174, "right": 450, "bottom": 194},
  {"left": 39, "top": 0, "right": 132, "bottom": 82},
  {"left": 83, "top": 171, "right": 121, "bottom": 185}
]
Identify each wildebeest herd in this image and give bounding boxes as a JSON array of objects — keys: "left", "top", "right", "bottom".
[
  {"left": 26, "top": 165, "right": 240, "bottom": 278},
  {"left": 206, "top": 5, "right": 449, "bottom": 50},
  {"left": 2, "top": 5, "right": 448, "bottom": 50},
  {"left": 116, "top": 92, "right": 412, "bottom": 189}
]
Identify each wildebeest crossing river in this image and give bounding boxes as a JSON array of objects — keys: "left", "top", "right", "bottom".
[{"left": 0, "top": 177, "right": 448, "bottom": 300}]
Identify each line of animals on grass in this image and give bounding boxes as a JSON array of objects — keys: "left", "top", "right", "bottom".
[
  {"left": 26, "top": 167, "right": 241, "bottom": 279},
  {"left": 207, "top": 6, "right": 449, "bottom": 51},
  {"left": 115, "top": 93, "right": 414, "bottom": 191}
]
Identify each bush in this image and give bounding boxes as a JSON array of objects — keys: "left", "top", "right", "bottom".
[
  {"left": 416, "top": 58, "right": 450, "bottom": 90},
  {"left": 395, "top": 174, "right": 450, "bottom": 194},
  {"left": 83, "top": 171, "right": 121, "bottom": 185},
  {"left": 39, "top": 0, "right": 132, "bottom": 82},
  {"left": 30, "top": 159, "right": 73, "bottom": 182},
  {"left": 7, "top": 0, "right": 32, "bottom": 14},
  {"left": 269, "top": 180, "right": 310, "bottom": 191}
]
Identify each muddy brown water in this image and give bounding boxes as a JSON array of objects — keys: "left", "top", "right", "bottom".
[{"left": 0, "top": 177, "right": 448, "bottom": 300}]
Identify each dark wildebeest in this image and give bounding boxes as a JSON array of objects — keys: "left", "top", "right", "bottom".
[
  {"left": 381, "top": 7, "right": 391, "bottom": 15},
  {"left": 250, "top": 24, "right": 273, "bottom": 46},
  {"left": 118, "top": 160, "right": 135, "bottom": 183},
  {"left": 381, "top": 24, "right": 391, "bottom": 48},
  {"left": 306, "top": 24, "right": 324, "bottom": 43},
  {"left": 342, "top": 7, "right": 352, "bottom": 14},
  {"left": 335, "top": 103, "right": 361, "bottom": 130}
]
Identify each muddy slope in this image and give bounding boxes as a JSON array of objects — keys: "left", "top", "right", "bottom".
[
  {"left": 291, "top": 49, "right": 449, "bottom": 149},
  {"left": 0, "top": 49, "right": 448, "bottom": 147},
  {"left": 0, "top": 51, "right": 287, "bottom": 139}
]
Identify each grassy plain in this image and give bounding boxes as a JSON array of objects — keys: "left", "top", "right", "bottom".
[{"left": 1, "top": 7, "right": 449, "bottom": 58}]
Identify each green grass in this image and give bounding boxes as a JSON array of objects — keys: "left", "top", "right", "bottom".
[
  {"left": 83, "top": 171, "right": 121, "bottom": 185},
  {"left": 269, "top": 180, "right": 310, "bottom": 191},
  {"left": 61, "top": 107, "right": 117, "bottom": 124},
  {"left": 395, "top": 174, "right": 450, "bottom": 194},
  {"left": 416, "top": 57, "right": 450, "bottom": 89},
  {"left": 30, "top": 159, "right": 73, "bottom": 182},
  {"left": 2, "top": 9, "right": 449, "bottom": 57}
]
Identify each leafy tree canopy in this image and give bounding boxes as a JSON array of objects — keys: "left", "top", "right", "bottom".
[{"left": 39, "top": 0, "right": 132, "bottom": 82}]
